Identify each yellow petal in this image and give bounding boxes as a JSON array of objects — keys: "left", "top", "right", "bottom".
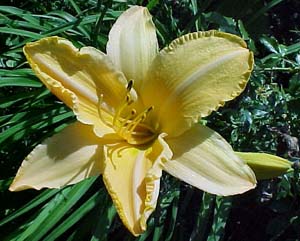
[
  {"left": 102, "top": 135, "right": 172, "bottom": 236},
  {"left": 141, "top": 30, "right": 254, "bottom": 137},
  {"left": 236, "top": 152, "right": 292, "bottom": 180},
  {"left": 24, "top": 37, "right": 128, "bottom": 136},
  {"left": 9, "top": 122, "right": 103, "bottom": 191},
  {"left": 107, "top": 6, "right": 158, "bottom": 91},
  {"left": 163, "top": 125, "right": 256, "bottom": 196}
]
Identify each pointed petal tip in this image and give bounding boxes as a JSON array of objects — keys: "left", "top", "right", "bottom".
[
  {"left": 164, "top": 125, "right": 257, "bottom": 197},
  {"left": 212, "top": 149, "right": 257, "bottom": 196},
  {"left": 102, "top": 136, "right": 171, "bottom": 236},
  {"left": 9, "top": 182, "right": 42, "bottom": 192},
  {"left": 234, "top": 176, "right": 257, "bottom": 195},
  {"left": 220, "top": 161, "right": 257, "bottom": 196},
  {"left": 9, "top": 122, "right": 102, "bottom": 193},
  {"left": 102, "top": 174, "right": 143, "bottom": 236},
  {"left": 8, "top": 183, "right": 19, "bottom": 192}
]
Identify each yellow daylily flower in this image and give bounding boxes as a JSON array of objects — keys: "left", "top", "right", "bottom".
[{"left": 10, "top": 6, "right": 257, "bottom": 236}]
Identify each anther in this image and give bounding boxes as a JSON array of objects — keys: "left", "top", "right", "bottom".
[
  {"left": 125, "top": 94, "right": 134, "bottom": 105},
  {"left": 146, "top": 106, "right": 154, "bottom": 113},
  {"left": 127, "top": 80, "right": 134, "bottom": 91}
]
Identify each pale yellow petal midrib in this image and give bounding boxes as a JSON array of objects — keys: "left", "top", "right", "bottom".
[
  {"left": 163, "top": 48, "right": 248, "bottom": 108},
  {"left": 35, "top": 55, "right": 98, "bottom": 105},
  {"left": 132, "top": 150, "right": 147, "bottom": 223}
]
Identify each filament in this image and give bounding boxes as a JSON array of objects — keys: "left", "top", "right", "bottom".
[
  {"left": 97, "top": 94, "right": 113, "bottom": 128},
  {"left": 97, "top": 79, "right": 156, "bottom": 145}
]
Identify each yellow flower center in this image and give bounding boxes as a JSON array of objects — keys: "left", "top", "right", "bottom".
[{"left": 98, "top": 80, "right": 156, "bottom": 145}]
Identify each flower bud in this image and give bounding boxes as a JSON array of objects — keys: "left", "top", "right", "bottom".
[{"left": 236, "top": 152, "right": 292, "bottom": 180}]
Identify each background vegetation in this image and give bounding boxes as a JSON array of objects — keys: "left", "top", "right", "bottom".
[{"left": 1, "top": 0, "right": 300, "bottom": 240}]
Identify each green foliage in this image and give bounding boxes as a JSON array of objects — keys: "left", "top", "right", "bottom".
[{"left": 1, "top": 0, "right": 300, "bottom": 240}]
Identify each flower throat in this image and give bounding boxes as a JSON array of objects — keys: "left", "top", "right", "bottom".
[{"left": 98, "top": 80, "right": 156, "bottom": 145}]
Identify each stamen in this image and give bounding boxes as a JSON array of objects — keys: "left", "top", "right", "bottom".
[
  {"left": 113, "top": 80, "right": 135, "bottom": 127},
  {"left": 121, "top": 106, "right": 154, "bottom": 140},
  {"left": 113, "top": 94, "right": 133, "bottom": 126},
  {"left": 128, "top": 106, "right": 153, "bottom": 133},
  {"left": 97, "top": 94, "right": 113, "bottom": 128},
  {"left": 117, "top": 109, "right": 136, "bottom": 133},
  {"left": 97, "top": 79, "right": 155, "bottom": 145}
]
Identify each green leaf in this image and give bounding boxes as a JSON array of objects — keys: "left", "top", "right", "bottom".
[
  {"left": 260, "top": 35, "right": 281, "bottom": 54},
  {"left": 0, "top": 108, "right": 72, "bottom": 147},
  {"left": 90, "top": 194, "right": 117, "bottom": 241},
  {"left": 0, "top": 189, "right": 60, "bottom": 226},
  {"left": 0, "top": 178, "right": 13, "bottom": 192},
  {"left": 0, "top": 77, "right": 42, "bottom": 87},
  {"left": 190, "top": 193, "right": 216, "bottom": 241},
  {"left": 147, "top": 0, "right": 159, "bottom": 11},
  {"left": 0, "top": 27, "right": 43, "bottom": 39},
  {"left": 13, "top": 177, "right": 97, "bottom": 241},
  {"left": 246, "top": 0, "right": 285, "bottom": 26},
  {"left": 43, "top": 189, "right": 107, "bottom": 241},
  {"left": 207, "top": 197, "right": 232, "bottom": 241}
]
